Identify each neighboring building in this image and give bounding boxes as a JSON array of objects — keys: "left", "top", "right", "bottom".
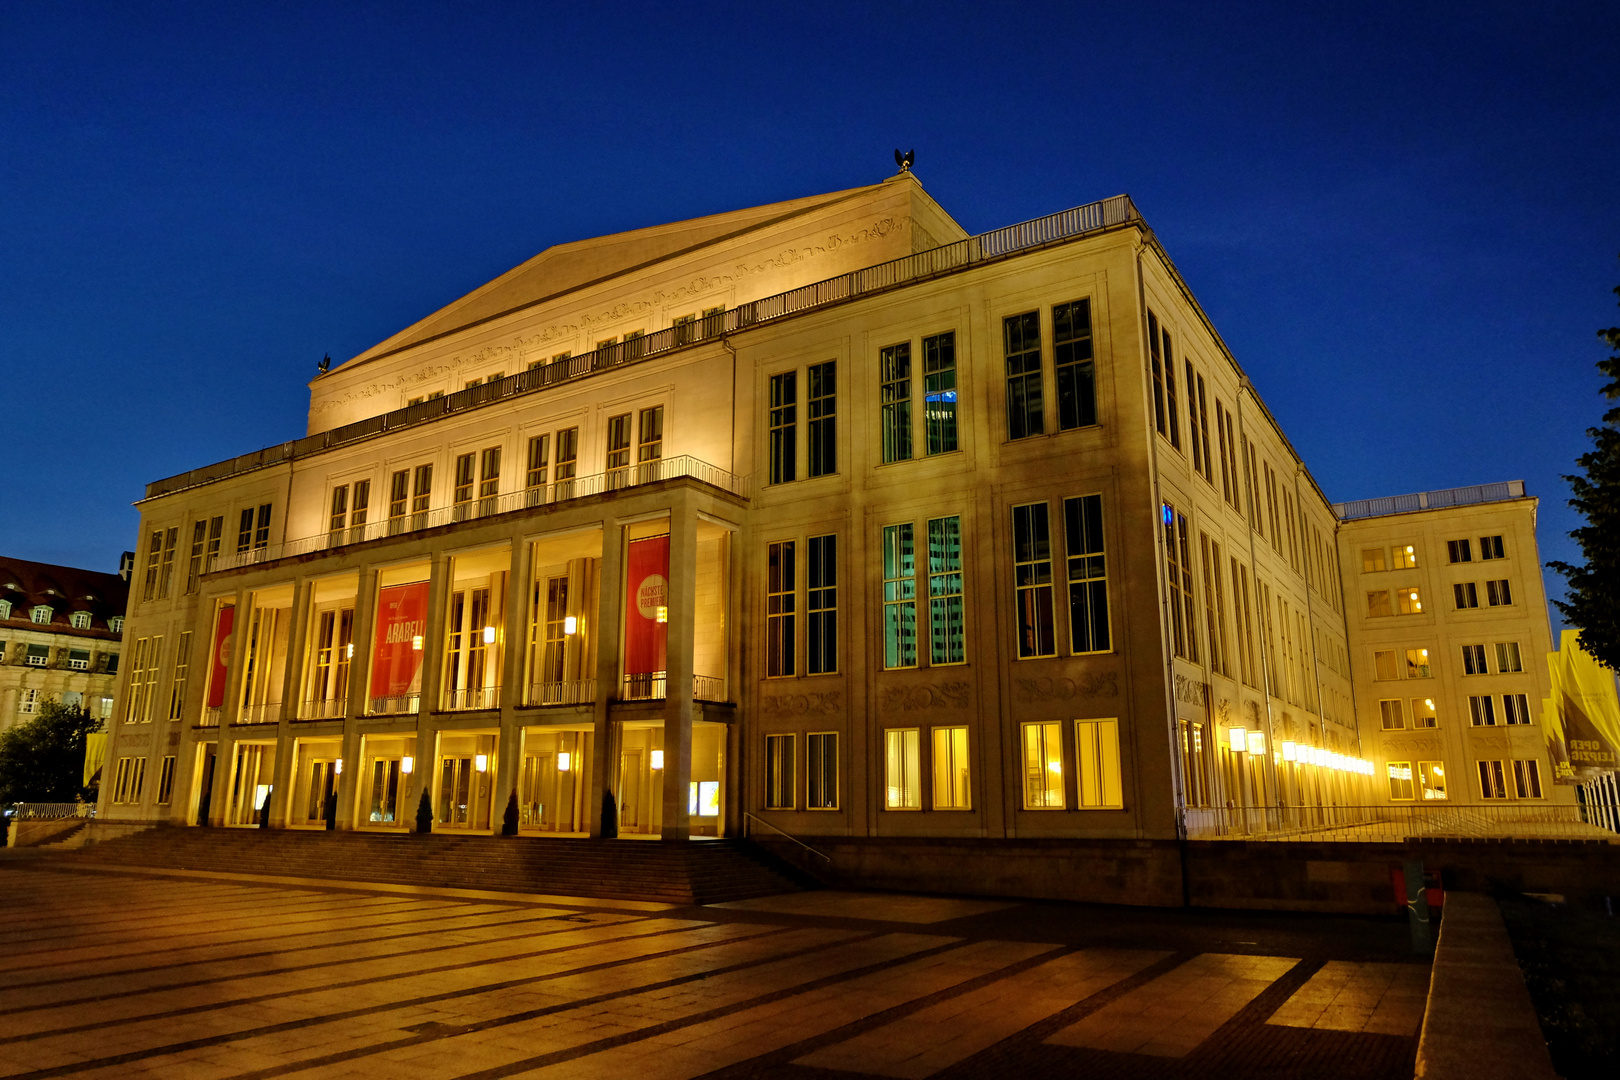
[
  {"left": 94, "top": 171, "right": 1566, "bottom": 848},
  {"left": 1337, "top": 483, "right": 1571, "bottom": 808},
  {"left": 0, "top": 556, "right": 127, "bottom": 732}
]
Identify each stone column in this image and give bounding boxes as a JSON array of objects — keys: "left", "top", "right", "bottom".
[
  {"left": 337, "top": 566, "right": 378, "bottom": 829},
  {"left": 588, "top": 518, "right": 623, "bottom": 838},
  {"left": 413, "top": 551, "right": 452, "bottom": 822},
  {"left": 496, "top": 536, "right": 531, "bottom": 831},
  {"left": 210, "top": 585, "right": 252, "bottom": 826},
  {"left": 267, "top": 577, "right": 312, "bottom": 827},
  {"left": 661, "top": 495, "right": 698, "bottom": 841}
]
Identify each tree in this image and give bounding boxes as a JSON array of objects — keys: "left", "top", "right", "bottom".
[
  {"left": 415, "top": 787, "right": 433, "bottom": 833},
  {"left": 0, "top": 699, "right": 102, "bottom": 805},
  {"left": 1550, "top": 263, "right": 1620, "bottom": 668}
]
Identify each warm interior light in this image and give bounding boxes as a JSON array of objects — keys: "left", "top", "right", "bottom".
[
  {"left": 345, "top": 643, "right": 354, "bottom": 659},
  {"left": 1425, "top": 698, "right": 1435, "bottom": 710},
  {"left": 563, "top": 615, "right": 577, "bottom": 636},
  {"left": 655, "top": 605, "right": 668, "bottom": 624},
  {"left": 1433, "top": 764, "right": 1444, "bottom": 776},
  {"left": 557, "top": 751, "right": 571, "bottom": 772},
  {"left": 1419, "top": 649, "right": 1428, "bottom": 657},
  {"left": 411, "top": 634, "right": 423, "bottom": 651},
  {"left": 1405, "top": 546, "right": 1414, "bottom": 554},
  {"left": 650, "top": 750, "right": 664, "bottom": 770},
  {"left": 1047, "top": 760, "right": 1061, "bottom": 773},
  {"left": 1282, "top": 741, "right": 1297, "bottom": 762},
  {"left": 483, "top": 626, "right": 496, "bottom": 644},
  {"left": 1247, "top": 731, "right": 1265, "bottom": 755},
  {"left": 1229, "top": 727, "right": 1247, "bottom": 753},
  {"left": 334, "top": 758, "right": 343, "bottom": 775},
  {"left": 401, "top": 756, "right": 414, "bottom": 774},
  {"left": 474, "top": 754, "right": 488, "bottom": 772}
]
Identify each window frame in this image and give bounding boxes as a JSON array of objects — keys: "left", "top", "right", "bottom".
[
  {"left": 806, "top": 731, "right": 838, "bottom": 810},
  {"left": 764, "top": 733, "right": 794, "bottom": 810},
  {"left": 930, "top": 725, "right": 971, "bottom": 810},
  {"left": 883, "top": 727, "right": 921, "bottom": 810},
  {"left": 1020, "top": 720, "right": 1065, "bottom": 809}
]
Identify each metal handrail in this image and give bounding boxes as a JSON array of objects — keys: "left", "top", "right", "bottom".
[
  {"left": 1181, "top": 802, "right": 1615, "bottom": 842},
  {"left": 208, "top": 455, "right": 747, "bottom": 573},
  {"left": 742, "top": 810, "right": 831, "bottom": 862},
  {"left": 145, "top": 194, "right": 1141, "bottom": 500},
  {"left": 9, "top": 803, "right": 95, "bottom": 820}
]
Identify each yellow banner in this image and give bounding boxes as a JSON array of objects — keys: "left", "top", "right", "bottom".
[
  {"left": 1543, "top": 629, "right": 1620, "bottom": 783},
  {"left": 82, "top": 731, "right": 108, "bottom": 789}
]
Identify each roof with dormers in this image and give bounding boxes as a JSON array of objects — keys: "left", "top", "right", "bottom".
[{"left": 0, "top": 556, "right": 128, "bottom": 640}]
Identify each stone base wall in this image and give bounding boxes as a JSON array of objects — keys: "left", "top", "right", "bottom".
[{"left": 754, "top": 835, "right": 1620, "bottom": 914}]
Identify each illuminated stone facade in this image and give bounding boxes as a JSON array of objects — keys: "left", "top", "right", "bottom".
[{"left": 95, "top": 173, "right": 1568, "bottom": 844}]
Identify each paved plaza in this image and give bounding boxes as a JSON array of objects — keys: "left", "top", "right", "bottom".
[{"left": 0, "top": 860, "right": 1427, "bottom": 1079}]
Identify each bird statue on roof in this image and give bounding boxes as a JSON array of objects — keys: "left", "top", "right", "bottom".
[
  {"left": 317, "top": 353, "right": 331, "bottom": 374},
  {"left": 894, "top": 148, "right": 914, "bottom": 174}
]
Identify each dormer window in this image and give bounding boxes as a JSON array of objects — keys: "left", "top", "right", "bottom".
[
  {"left": 109, "top": 616, "right": 124, "bottom": 634},
  {"left": 70, "top": 611, "right": 92, "bottom": 629},
  {"left": 30, "top": 605, "right": 52, "bottom": 624}
]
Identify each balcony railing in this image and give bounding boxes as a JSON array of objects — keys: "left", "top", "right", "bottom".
[
  {"left": 198, "top": 707, "right": 223, "bottom": 728},
  {"left": 1181, "top": 803, "right": 1616, "bottom": 842},
  {"left": 145, "top": 194, "right": 1142, "bottom": 502},
  {"left": 298, "top": 698, "right": 347, "bottom": 721},
  {"left": 10, "top": 802, "right": 96, "bottom": 820},
  {"left": 527, "top": 679, "right": 596, "bottom": 706},
  {"left": 1333, "top": 480, "right": 1526, "bottom": 521},
  {"left": 210, "top": 455, "right": 748, "bottom": 572},
  {"left": 367, "top": 693, "right": 421, "bottom": 717},
  {"left": 236, "top": 702, "right": 281, "bottom": 725},
  {"left": 442, "top": 686, "right": 501, "bottom": 712},
  {"left": 621, "top": 673, "right": 726, "bottom": 702}
]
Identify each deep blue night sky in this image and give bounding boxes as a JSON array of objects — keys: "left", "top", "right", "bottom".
[{"left": 3, "top": 1, "right": 1617, "bottom": 626}]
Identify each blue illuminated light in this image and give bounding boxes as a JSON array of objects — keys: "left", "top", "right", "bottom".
[{"left": 1162, "top": 504, "right": 1174, "bottom": 525}]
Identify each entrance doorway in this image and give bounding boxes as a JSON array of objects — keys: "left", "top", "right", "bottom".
[
  {"left": 519, "top": 729, "right": 589, "bottom": 833},
  {"left": 227, "top": 743, "right": 275, "bottom": 827},
  {"left": 435, "top": 732, "right": 496, "bottom": 830}
]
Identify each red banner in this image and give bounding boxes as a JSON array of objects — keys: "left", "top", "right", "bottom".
[
  {"left": 206, "top": 605, "right": 235, "bottom": 708},
  {"left": 370, "top": 581, "right": 429, "bottom": 698},
  {"left": 624, "top": 536, "right": 669, "bottom": 676}
]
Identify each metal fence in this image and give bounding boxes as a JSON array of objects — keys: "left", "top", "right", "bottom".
[
  {"left": 210, "top": 455, "right": 748, "bottom": 573},
  {"left": 1183, "top": 802, "right": 1616, "bottom": 842},
  {"left": 1333, "top": 481, "right": 1526, "bottom": 521},
  {"left": 9, "top": 803, "right": 96, "bottom": 820},
  {"left": 146, "top": 195, "right": 1141, "bottom": 501}
]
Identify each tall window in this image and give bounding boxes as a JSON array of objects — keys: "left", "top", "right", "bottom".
[
  {"left": 124, "top": 637, "right": 161, "bottom": 724},
  {"left": 254, "top": 504, "right": 271, "bottom": 549},
  {"left": 330, "top": 484, "right": 350, "bottom": 538},
  {"left": 882, "top": 524, "right": 916, "bottom": 669},
  {"left": 168, "top": 631, "right": 192, "bottom": 720},
  {"left": 1468, "top": 695, "right": 1497, "bottom": 726},
  {"left": 1461, "top": 644, "right": 1487, "bottom": 675},
  {"left": 765, "top": 734, "right": 794, "bottom": 809},
  {"left": 807, "top": 361, "right": 837, "bottom": 477},
  {"left": 880, "top": 342, "right": 912, "bottom": 463},
  {"left": 1022, "top": 721, "right": 1064, "bottom": 808},
  {"left": 1075, "top": 719, "right": 1122, "bottom": 808},
  {"left": 1486, "top": 579, "right": 1513, "bottom": 606},
  {"left": 922, "top": 333, "right": 957, "bottom": 453},
  {"left": 1448, "top": 539, "right": 1473, "bottom": 563},
  {"left": 884, "top": 728, "right": 921, "bottom": 809},
  {"left": 1481, "top": 535, "right": 1506, "bottom": 560},
  {"left": 555, "top": 427, "right": 578, "bottom": 494},
  {"left": 479, "top": 447, "right": 501, "bottom": 513},
  {"left": 1388, "top": 762, "right": 1415, "bottom": 801},
  {"left": 1148, "top": 312, "right": 1180, "bottom": 448},
  {"left": 1013, "top": 503, "right": 1055, "bottom": 658},
  {"left": 1512, "top": 759, "right": 1542, "bottom": 798},
  {"left": 637, "top": 406, "right": 663, "bottom": 481},
  {"left": 157, "top": 756, "right": 176, "bottom": 805},
  {"left": 1064, "top": 495, "right": 1110, "bottom": 654},
  {"left": 236, "top": 510, "right": 254, "bottom": 554},
  {"left": 1216, "top": 402, "right": 1241, "bottom": 511},
  {"left": 931, "top": 726, "right": 970, "bottom": 809},
  {"left": 1478, "top": 760, "right": 1507, "bottom": 799},
  {"left": 1418, "top": 761, "right": 1447, "bottom": 800},
  {"left": 1004, "top": 312, "right": 1043, "bottom": 439},
  {"left": 142, "top": 530, "right": 163, "bottom": 600},
  {"left": 157, "top": 527, "right": 178, "bottom": 598},
  {"left": 1454, "top": 582, "right": 1479, "bottom": 609},
  {"left": 927, "top": 516, "right": 964, "bottom": 664},
  {"left": 1185, "top": 362, "right": 1203, "bottom": 477},
  {"left": 1411, "top": 697, "right": 1438, "bottom": 728},
  {"left": 454, "top": 452, "right": 476, "bottom": 515},
  {"left": 1379, "top": 700, "right": 1406, "bottom": 730},
  {"left": 1233, "top": 558, "right": 1257, "bottom": 686},
  {"left": 203, "top": 516, "right": 223, "bottom": 580},
  {"left": 1053, "top": 300, "right": 1095, "bottom": 430},
  {"left": 1191, "top": 370, "right": 1213, "bottom": 482},
  {"left": 1503, "top": 694, "right": 1532, "bottom": 725},
  {"left": 1164, "top": 506, "right": 1198, "bottom": 661},
  {"left": 807, "top": 732, "right": 838, "bottom": 809},
  {"left": 807, "top": 535, "right": 837, "bottom": 675},
  {"left": 1200, "top": 534, "right": 1227, "bottom": 674},
  {"left": 526, "top": 434, "right": 549, "bottom": 505},
  {"left": 388, "top": 469, "right": 409, "bottom": 532},
  {"left": 606, "top": 413, "right": 632, "bottom": 487},
  {"left": 766, "top": 541, "right": 795, "bottom": 677},
  {"left": 1495, "top": 641, "right": 1523, "bottom": 672},
  {"left": 351, "top": 480, "right": 370, "bottom": 538},
  {"left": 769, "top": 371, "right": 797, "bottom": 484},
  {"left": 411, "top": 466, "right": 432, "bottom": 529}
]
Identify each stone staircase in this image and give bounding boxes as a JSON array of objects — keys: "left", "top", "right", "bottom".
[{"left": 55, "top": 826, "right": 813, "bottom": 905}]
